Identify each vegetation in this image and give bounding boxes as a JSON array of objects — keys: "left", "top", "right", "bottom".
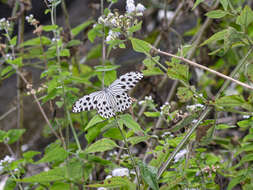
[{"left": 0, "top": 0, "right": 253, "bottom": 189}]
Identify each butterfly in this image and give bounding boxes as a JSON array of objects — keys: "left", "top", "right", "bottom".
[{"left": 72, "top": 72, "right": 143, "bottom": 118}]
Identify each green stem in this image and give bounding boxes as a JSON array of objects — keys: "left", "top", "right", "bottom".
[
  {"left": 115, "top": 116, "right": 141, "bottom": 190},
  {"left": 157, "top": 46, "right": 253, "bottom": 179}
]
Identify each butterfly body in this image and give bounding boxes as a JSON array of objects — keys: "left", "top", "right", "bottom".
[{"left": 72, "top": 72, "right": 143, "bottom": 118}]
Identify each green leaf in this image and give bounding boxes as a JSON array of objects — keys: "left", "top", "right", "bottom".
[
  {"left": 142, "top": 56, "right": 163, "bottom": 76},
  {"left": 144, "top": 112, "right": 160, "bottom": 117},
  {"left": 236, "top": 5, "right": 253, "bottom": 27},
  {"left": 10, "top": 36, "right": 17, "bottom": 46},
  {"left": 85, "top": 121, "right": 107, "bottom": 144},
  {"left": 23, "top": 151, "right": 41, "bottom": 161},
  {"left": 94, "top": 65, "right": 120, "bottom": 72},
  {"left": 200, "top": 29, "right": 228, "bottom": 46},
  {"left": 7, "top": 129, "right": 26, "bottom": 144},
  {"left": 119, "top": 114, "right": 144, "bottom": 133},
  {"left": 21, "top": 36, "right": 51, "bottom": 47},
  {"left": 85, "top": 115, "right": 104, "bottom": 131},
  {"left": 138, "top": 161, "right": 159, "bottom": 190},
  {"left": 35, "top": 146, "right": 68, "bottom": 164},
  {"left": 8, "top": 57, "right": 23, "bottom": 67},
  {"left": 220, "top": 0, "right": 228, "bottom": 11},
  {"left": 215, "top": 95, "right": 245, "bottom": 107},
  {"left": 85, "top": 138, "right": 118, "bottom": 153},
  {"left": 50, "top": 182, "right": 71, "bottom": 190},
  {"left": 227, "top": 175, "right": 246, "bottom": 190},
  {"left": 87, "top": 176, "right": 136, "bottom": 189},
  {"left": 60, "top": 49, "right": 70, "bottom": 57},
  {"left": 128, "top": 21, "right": 142, "bottom": 34},
  {"left": 166, "top": 61, "right": 189, "bottom": 83},
  {"left": 0, "top": 130, "right": 7, "bottom": 142},
  {"left": 246, "top": 63, "right": 253, "bottom": 82},
  {"left": 205, "top": 10, "right": 228, "bottom": 18},
  {"left": 18, "top": 167, "right": 65, "bottom": 183},
  {"left": 130, "top": 37, "right": 151, "bottom": 55},
  {"left": 103, "top": 127, "right": 123, "bottom": 140},
  {"left": 71, "top": 20, "right": 94, "bottom": 37},
  {"left": 128, "top": 136, "right": 150, "bottom": 145},
  {"left": 86, "top": 44, "right": 102, "bottom": 60},
  {"left": 192, "top": 0, "right": 204, "bottom": 10},
  {"left": 88, "top": 24, "right": 103, "bottom": 43},
  {"left": 42, "top": 25, "right": 58, "bottom": 31},
  {"left": 1, "top": 66, "right": 13, "bottom": 77},
  {"left": 65, "top": 158, "right": 84, "bottom": 181},
  {"left": 237, "top": 117, "right": 253, "bottom": 128},
  {"left": 4, "top": 178, "right": 16, "bottom": 190}
]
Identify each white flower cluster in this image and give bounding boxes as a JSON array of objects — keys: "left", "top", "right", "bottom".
[
  {"left": 138, "top": 95, "right": 153, "bottom": 105},
  {"left": 242, "top": 115, "right": 251, "bottom": 119},
  {"left": 174, "top": 149, "right": 187, "bottom": 163},
  {"left": 160, "top": 102, "right": 170, "bottom": 115},
  {"left": 0, "top": 155, "right": 15, "bottom": 172},
  {"left": 5, "top": 53, "right": 13, "bottom": 61},
  {"left": 99, "top": 168, "right": 130, "bottom": 190},
  {"left": 106, "top": 30, "right": 120, "bottom": 42},
  {"left": 186, "top": 103, "right": 204, "bottom": 111},
  {"left": 97, "top": 0, "right": 145, "bottom": 43},
  {"left": 126, "top": 0, "right": 146, "bottom": 15},
  {"left": 0, "top": 18, "right": 10, "bottom": 31},
  {"left": 161, "top": 131, "right": 174, "bottom": 138},
  {"left": 25, "top": 14, "right": 38, "bottom": 26}
]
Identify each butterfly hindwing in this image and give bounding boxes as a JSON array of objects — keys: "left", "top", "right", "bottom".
[
  {"left": 72, "top": 91, "right": 102, "bottom": 113},
  {"left": 95, "top": 92, "right": 116, "bottom": 118}
]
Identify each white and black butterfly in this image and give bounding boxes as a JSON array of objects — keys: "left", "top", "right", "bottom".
[{"left": 72, "top": 72, "right": 143, "bottom": 118}]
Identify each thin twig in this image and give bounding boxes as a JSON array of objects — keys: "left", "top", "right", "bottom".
[
  {"left": 152, "top": 47, "right": 253, "bottom": 91},
  {"left": 157, "top": 46, "right": 253, "bottom": 179}
]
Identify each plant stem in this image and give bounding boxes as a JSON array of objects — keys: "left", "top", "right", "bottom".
[
  {"left": 115, "top": 116, "right": 141, "bottom": 190},
  {"left": 152, "top": 47, "right": 253, "bottom": 90},
  {"left": 101, "top": 0, "right": 106, "bottom": 89},
  {"left": 157, "top": 46, "right": 253, "bottom": 179}
]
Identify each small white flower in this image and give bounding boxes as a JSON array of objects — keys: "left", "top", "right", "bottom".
[
  {"left": 145, "top": 96, "right": 152, "bottom": 101},
  {"left": 138, "top": 100, "right": 145, "bottom": 105},
  {"left": 192, "top": 119, "right": 198, "bottom": 124},
  {"left": 2, "top": 155, "right": 15, "bottom": 164},
  {"left": 21, "top": 144, "right": 29, "bottom": 152},
  {"left": 126, "top": 0, "right": 136, "bottom": 13},
  {"left": 242, "top": 115, "right": 250, "bottom": 119},
  {"left": 98, "top": 188, "right": 107, "bottom": 190},
  {"left": 157, "top": 10, "right": 175, "bottom": 21},
  {"left": 136, "top": 3, "right": 146, "bottom": 12},
  {"left": 106, "top": 30, "right": 120, "bottom": 42},
  {"left": 174, "top": 149, "right": 187, "bottom": 163},
  {"left": 112, "top": 168, "right": 129, "bottom": 177},
  {"left": 106, "top": 175, "right": 112, "bottom": 179}
]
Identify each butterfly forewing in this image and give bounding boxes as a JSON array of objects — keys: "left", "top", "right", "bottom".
[{"left": 109, "top": 72, "right": 143, "bottom": 92}]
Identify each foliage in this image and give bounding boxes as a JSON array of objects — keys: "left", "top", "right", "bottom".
[{"left": 0, "top": 0, "right": 253, "bottom": 190}]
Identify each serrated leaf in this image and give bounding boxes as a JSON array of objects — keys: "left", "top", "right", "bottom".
[
  {"left": 87, "top": 176, "right": 136, "bottom": 189},
  {"left": 71, "top": 20, "right": 94, "bottom": 37},
  {"left": 103, "top": 127, "right": 123, "bottom": 140},
  {"left": 18, "top": 167, "right": 65, "bottom": 183},
  {"left": 35, "top": 146, "right": 68, "bottom": 164},
  {"left": 130, "top": 37, "right": 151, "bottom": 55},
  {"left": 167, "top": 61, "right": 189, "bottom": 83},
  {"left": 138, "top": 161, "right": 159, "bottom": 190},
  {"left": 200, "top": 29, "right": 228, "bottom": 46},
  {"left": 20, "top": 36, "right": 51, "bottom": 47},
  {"left": 6, "top": 129, "right": 26, "bottom": 144},
  {"left": 119, "top": 114, "right": 144, "bottom": 133},
  {"left": 85, "top": 115, "right": 104, "bottom": 131},
  {"left": 192, "top": 0, "right": 204, "bottom": 10},
  {"left": 128, "top": 136, "right": 150, "bottom": 145},
  {"left": 10, "top": 36, "right": 17, "bottom": 46},
  {"left": 128, "top": 21, "right": 142, "bottom": 33},
  {"left": 215, "top": 95, "right": 245, "bottom": 107},
  {"left": 144, "top": 112, "right": 160, "bottom": 117},
  {"left": 236, "top": 5, "right": 253, "bottom": 27},
  {"left": 85, "top": 121, "right": 107, "bottom": 144},
  {"left": 42, "top": 25, "right": 58, "bottom": 31},
  {"left": 205, "top": 10, "right": 228, "bottom": 18},
  {"left": 85, "top": 138, "right": 118, "bottom": 153},
  {"left": 220, "top": 0, "right": 228, "bottom": 11}
]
